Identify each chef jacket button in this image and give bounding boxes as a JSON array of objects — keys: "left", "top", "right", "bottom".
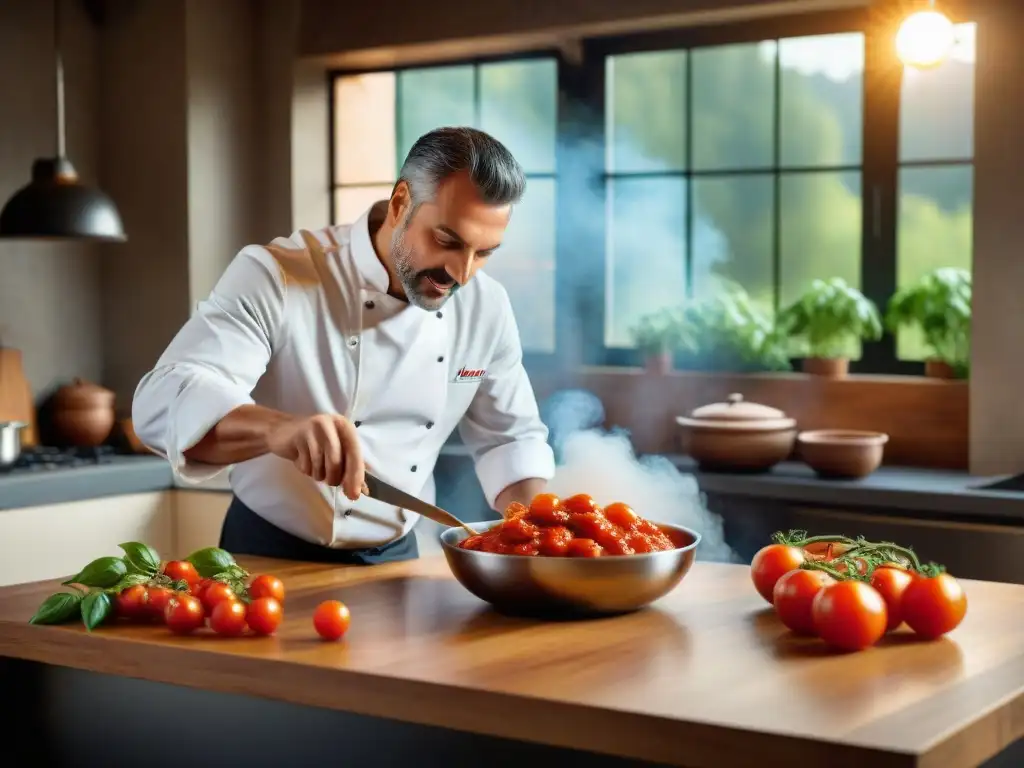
[
  {"left": 425, "top": 421, "right": 434, "bottom": 429},
  {"left": 354, "top": 420, "right": 362, "bottom": 427},
  {"left": 348, "top": 337, "right": 358, "bottom": 347},
  {"left": 436, "top": 311, "right": 443, "bottom": 319},
  {"left": 364, "top": 300, "right": 375, "bottom": 309},
  {"left": 344, "top": 510, "right": 351, "bottom": 517},
  {"left": 437, "top": 355, "right": 444, "bottom": 363},
  {"left": 411, "top": 465, "right": 418, "bottom": 472}
]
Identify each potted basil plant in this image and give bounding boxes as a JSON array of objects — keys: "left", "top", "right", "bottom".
[
  {"left": 630, "top": 308, "right": 689, "bottom": 374},
  {"left": 777, "top": 277, "right": 883, "bottom": 378},
  {"left": 885, "top": 267, "right": 971, "bottom": 379}
]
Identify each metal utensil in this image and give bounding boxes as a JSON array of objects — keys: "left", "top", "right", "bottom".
[
  {"left": 363, "top": 473, "right": 479, "bottom": 536},
  {"left": 0, "top": 421, "right": 26, "bottom": 471},
  {"left": 439, "top": 520, "right": 701, "bottom": 617}
]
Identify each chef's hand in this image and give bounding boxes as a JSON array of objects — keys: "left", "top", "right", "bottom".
[{"left": 266, "top": 414, "right": 366, "bottom": 500}]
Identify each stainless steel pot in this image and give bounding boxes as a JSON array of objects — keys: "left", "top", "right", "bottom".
[
  {"left": 0, "top": 421, "right": 26, "bottom": 471},
  {"left": 440, "top": 520, "right": 701, "bottom": 617}
]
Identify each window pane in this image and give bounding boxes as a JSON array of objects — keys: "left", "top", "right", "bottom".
[
  {"left": 691, "top": 174, "right": 774, "bottom": 307},
  {"left": 604, "top": 178, "right": 687, "bottom": 347},
  {"left": 606, "top": 51, "right": 687, "bottom": 173},
  {"left": 396, "top": 66, "right": 475, "bottom": 168},
  {"left": 899, "top": 22, "right": 975, "bottom": 162},
  {"left": 484, "top": 179, "right": 557, "bottom": 353},
  {"left": 897, "top": 165, "right": 973, "bottom": 360},
  {"left": 334, "top": 73, "right": 396, "bottom": 184},
  {"left": 692, "top": 42, "right": 776, "bottom": 171},
  {"left": 779, "top": 33, "right": 864, "bottom": 167},
  {"left": 480, "top": 59, "right": 557, "bottom": 175},
  {"left": 334, "top": 185, "right": 393, "bottom": 224},
  {"left": 779, "top": 171, "right": 862, "bottom": 307}
]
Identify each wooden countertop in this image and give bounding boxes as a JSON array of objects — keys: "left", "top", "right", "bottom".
[{"left": 0, "top": 557, "right": 1022, "bottom": 768}]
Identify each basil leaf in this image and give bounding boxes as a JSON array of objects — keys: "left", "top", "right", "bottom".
[
  {"left": 81, "top": 591, "right": 113, "bottom": 631},
  {"left": 64, "top": 556, "right": 127, "bottom": 589},
  {"left": 186, "top": 547, "right": 236, "bottom": 578},
  {"left": 29, "top": 592, "right": 82, "bottom": 625},
  {"left": 118, "top": 542, "right": 161, "bottom": 575}
]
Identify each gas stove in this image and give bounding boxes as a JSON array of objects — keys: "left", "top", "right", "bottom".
[{"left": 7, "top": 445, "right": 117, "bottom": 472}]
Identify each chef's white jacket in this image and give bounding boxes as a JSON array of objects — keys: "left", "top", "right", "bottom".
[{"left": 132, "top": 204, "right": 555, "bottom": 548}]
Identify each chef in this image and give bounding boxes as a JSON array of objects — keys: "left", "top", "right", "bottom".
[{"left": 132, "top": 127, "right": 554, "bottom": 565}]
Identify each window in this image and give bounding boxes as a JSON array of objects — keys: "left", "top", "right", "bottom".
[
  {"left": 603, "top": 34, "right": 865, "bottom": 352},
  {"left": 331, "top": 59, "right": 559, "bottom": 354},
  {"left": 330, "top": 9, "right": 977, "bottom": 375},
  {"left": 896, "top": 22, "right": 975, "bottom": 361}
]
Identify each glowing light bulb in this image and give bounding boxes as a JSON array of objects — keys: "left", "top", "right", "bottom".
[{"left": 896, "top": 9, "right": 956, "bottom": 69}]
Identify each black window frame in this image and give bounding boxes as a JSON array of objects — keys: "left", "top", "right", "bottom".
[{"left": 327, "top": 6, "right": 976, "bottom": 377}]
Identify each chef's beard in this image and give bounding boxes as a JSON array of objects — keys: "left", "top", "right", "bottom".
[{"left": 391, "top": 225, "right": 459, "bottom": 311}]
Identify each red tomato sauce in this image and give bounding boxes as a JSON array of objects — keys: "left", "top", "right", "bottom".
[{"left": 457, "top": 493, "right": 677, "bottom": 557}]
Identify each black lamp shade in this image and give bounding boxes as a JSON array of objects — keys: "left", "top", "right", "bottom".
[{"left": 0, "top": 157, "right": 126, "bottom": 242}]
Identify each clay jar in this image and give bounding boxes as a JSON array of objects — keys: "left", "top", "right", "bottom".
[
  {"left": 675, "top": 392, "right": 797, "bottom": 472},
  {"left": 51, "top": 378, "right": 116, "bottom": 447}
]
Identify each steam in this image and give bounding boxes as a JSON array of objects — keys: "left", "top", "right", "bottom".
[{"left": 543, "top": 390, "right": 738, "bottom": 563}]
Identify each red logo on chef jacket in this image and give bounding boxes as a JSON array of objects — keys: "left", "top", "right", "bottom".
[{"left": 454, "top": 366, "right": 487, "bottom": 383}]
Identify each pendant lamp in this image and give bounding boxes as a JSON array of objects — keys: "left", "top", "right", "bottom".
[{"left": 0, "top": 0, "right": 126, "bottom": 242}]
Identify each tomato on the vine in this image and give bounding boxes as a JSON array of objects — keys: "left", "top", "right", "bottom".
[
  {"left": 165, "top": 595, "right": 205, "bottom": 635},
  {"left": 247, "top": 597, "right": 283, "bottom": 635},
  {"left": 162, "top": 560, "right": 200, "bottom": 588},
  {"left": 811, "top": 581, "right": 888, "bottom": 651},
  {"left": 772, "top": 568, "right": 834, "bottom": 635},
  {"left": 870, "top": 566, "right": 914, "bottom": 632},
  {"left": 313, "top": 600, "right": 351, "bottom": 641},
  {"left": 200, "top": 582, "right": 236, "bottom": 615},
  {"left": 209, "top": 600, "right": 248, "bottom": 636},
  {"left": 249, "top": 574, "right": 285, "bottom": 603},
  {"left": 750, "top": 544, "right": 806, "bottom": 604},
  {"left": 900, "top": 572, "right": 967, "bottom": 639},
  {"left": 115, "top": 584, "right": 149, "bottom": 620},
  {"left": 145, "top": 586, "right": 175, "bottom": 619}
]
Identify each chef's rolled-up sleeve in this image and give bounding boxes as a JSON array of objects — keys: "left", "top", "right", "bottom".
[
  {"left": 132, "top": 246, "right": 286, "bottom": 483},
  {"left": 458, "top": 292, "right": 555, "bottom": 510}
]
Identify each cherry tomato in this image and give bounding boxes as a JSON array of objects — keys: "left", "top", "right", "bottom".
[
  {"left": 603, "top": 502, "right": 640, "bottom": 530},
  {"left": 811, "top": 581, "right": 888, "bottom": 651},
  {"left": 538, "top": 526, "right": 574, "bottom": 556},
  {"left": 115, "top": 585, "right": 149, "bottom": 620},
  {"left": 750, "top": 544, "right": 806, "bottom": 604},
  {"left": 164, "top": 595, "right": 206, "bottom": 635},
  {"left": 503, "top": 502, "right": 529, "bottom": 519},
  {"left": 146, "top": 586, "right": 175, "bottom": 619},
  {"left": 209, "top": 600, "right": 248, "bottom": 636},
  {"left": 246, "top": 597, "right": 283, "bottom": 635},
  {"left": 900, "top": 572, "right": 967, "bottom": 640},
  {"left": 162, "top": 560, "right": 200, "bottom": 588},
  {"left": 314, "top": 600, "right": 351, "bottom": 641},
  {"left": 200, "top": 582, "right": 236, "bottom": 615},
  {"left": 565, "top": 538, "right": 603, "bottom": 558},
  {"left": 562, "top": 494, "right": 601, "bottom": 516},
  {"left": 249, "top": 574, "right": 286, "bottom": 603},
  {"left": 192, "top": 578, "right": 213, "bottom": 600},
  {"left": 528, "top": 493, "right": 569, "bottom": 526},
  {"left": 772, "top": 568, "right": 834, "bottom": 635},
  {"left": 870, "top": 566, "right": 914, "bottom": 632},
  {"left": 498, "top": 517, "right": 539, "bottom": 544}
]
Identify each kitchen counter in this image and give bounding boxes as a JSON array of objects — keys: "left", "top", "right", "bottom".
[
  {"left": 1, "top": 557, "right": 1022, "bottom": 767},
  {"left": 0, "top": 454, "right": 172, "bottom": 509}
]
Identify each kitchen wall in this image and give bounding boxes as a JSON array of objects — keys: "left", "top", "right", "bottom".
[{"left": 0, "top": 0, "right": 104, "bottom": 394}]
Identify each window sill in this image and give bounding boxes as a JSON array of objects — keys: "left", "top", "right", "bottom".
[{"left": 526, "top": 366, "right": 968, "bottom": 470}]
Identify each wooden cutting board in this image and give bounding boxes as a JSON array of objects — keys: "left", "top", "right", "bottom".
[{"left": 0, "top": 347, "right": 37, "bottom": 446}]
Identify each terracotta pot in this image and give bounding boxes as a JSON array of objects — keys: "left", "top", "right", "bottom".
[
  {"left": 51, "top": 378, "right": 116, "bottom": 447},
  {"left": 675, "top": 392, "right": 797, "bottom": 473},
  {"left": 802, "top": 357, "right": 849, "bottom": 378},
  {"left": 644, "top": 351, "right": 672, "bottom": 375},
  {"left": 924, "top": 359, "right": 956, "bottom": 379},
  {"left": 797, "top": 429, "right": 888, "bottom": 479}
]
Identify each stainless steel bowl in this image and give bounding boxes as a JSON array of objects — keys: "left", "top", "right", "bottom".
[{"left": 440, "top": 520, "right": 701, "bottom": 617}]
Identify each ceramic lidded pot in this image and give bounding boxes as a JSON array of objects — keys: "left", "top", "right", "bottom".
[
  {"left": 51, "top": 378, "right": 116, "bottom": 447},
  {"left": 675, "top": 392, "right": 797, "bottom": 472}
]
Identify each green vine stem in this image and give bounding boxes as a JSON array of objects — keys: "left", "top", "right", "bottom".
[{"left": 772, "top": 529, "right": 946, "bottom": 580}]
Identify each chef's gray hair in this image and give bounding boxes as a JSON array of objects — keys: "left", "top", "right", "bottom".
[{"left": 396, "top": 127, "right": 526, "bottom": 212}]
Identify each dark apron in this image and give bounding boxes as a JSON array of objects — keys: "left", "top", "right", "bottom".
[{"left": 219, "top": 495, "right": 419, "bottom": 565}]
